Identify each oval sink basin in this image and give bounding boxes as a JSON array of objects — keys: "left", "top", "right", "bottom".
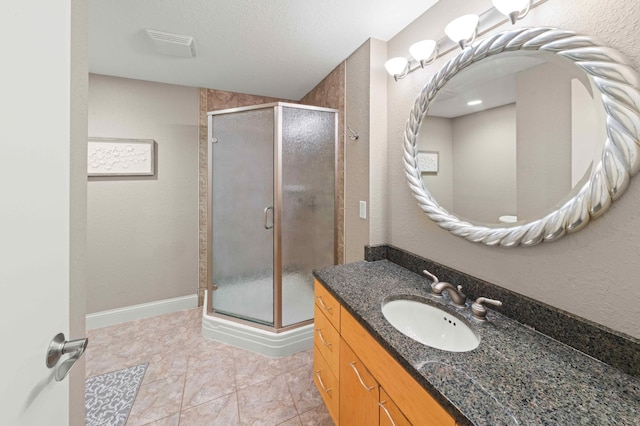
[{"left": 382, "top": 299, "right": 479, "bottom": 352}]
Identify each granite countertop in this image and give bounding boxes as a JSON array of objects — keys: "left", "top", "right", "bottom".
[{"left": 313, "top": 260, "right": 640, "bottom": 426}]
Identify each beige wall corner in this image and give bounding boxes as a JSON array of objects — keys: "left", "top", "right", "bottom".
[
  {"left": 344, "top": 38, "right": 389, "bottom": 263},
  {"left": 87, "top": 75, "right": 200, "bottom": 313}
]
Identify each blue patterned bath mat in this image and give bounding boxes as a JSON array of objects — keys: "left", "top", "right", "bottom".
[{"left": 85, "top": 363, "right": 148, "bottom": 426}]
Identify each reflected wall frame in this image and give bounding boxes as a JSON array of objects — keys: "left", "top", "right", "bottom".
[
  {"left": 403, "top": 27, "right": 640, "bottom": 247},
  {"left": 206, "top": 102, "right": 339, "bottom": 332}
]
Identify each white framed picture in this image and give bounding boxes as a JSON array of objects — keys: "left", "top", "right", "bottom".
[
  {"left": 88, "top": 137, "right": 155, "bottom": 176},
  {"left": 417, "top": 151, "right": 439, "bottom": 173}
]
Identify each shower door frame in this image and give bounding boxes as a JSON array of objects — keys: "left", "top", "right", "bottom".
[{"left": 206, "top": 102, "right": 339, "bottom": 332}]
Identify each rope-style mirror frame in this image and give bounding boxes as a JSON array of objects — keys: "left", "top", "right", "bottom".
[{"left": 403, "top": 27, "right": 640, "bottom": 247}]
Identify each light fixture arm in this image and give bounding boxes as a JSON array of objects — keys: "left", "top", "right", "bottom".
[
  {"left": 458, "top": 33, "right": 476, "bottom": 50},
  {"left": 445, "top": 14, "right": 479, "bottom": 50},
  {"left": 419, "top": 46, "right": 439, "bottom": 68},
  {"left": 393, "top": 65, "right": 409, "bottom": 81},
  {"left": 507, "top": 1, "right": 531, "bottom": 24}
]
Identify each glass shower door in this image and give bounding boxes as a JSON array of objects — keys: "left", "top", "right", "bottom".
[
  {"left": 280, "top": 106, "right": 336, "bottom": 327},
  {"left": 210, "top": 108, "right": 274, "bottom": 326}
]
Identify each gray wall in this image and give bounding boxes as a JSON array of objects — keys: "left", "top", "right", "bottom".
[
  {"left": 452, "top": 104, "right": 516, "bottom": 223},
  {"left": 384, "top": 0, "right": 640, "bottom": 339},
  {"left": 345, "top": 40, "right": 371, "bottom": 263},
  {"left": 516, "top": 62, "right": 572, "bottom": 220},
  {"left": 87, "top": 74, "right": 199, "bottom": 313},
  {"left": 419, "top": 116, "right": 454, "bottom": 212},
  {"left": 345, "top": 39, "right": 388, "bottom": 262},
  {"left": 419, "top": 105, "right": 517, "bottom": 224}
]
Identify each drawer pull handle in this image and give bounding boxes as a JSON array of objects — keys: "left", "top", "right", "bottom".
[
  {"left": 315, "top": 329, "right": 332, "bottom": 349},
  {"left": 379, "top": 401, "right": 397, "bottom": 426},
  {"left": 316, "top": 296, "right": 333, "bottom": 312},
  {"left": 314, "top": 370, "right": 332, "bottom": 394},
  {"left": 348, "top": 361, "right": 374, "bottom": 391}
]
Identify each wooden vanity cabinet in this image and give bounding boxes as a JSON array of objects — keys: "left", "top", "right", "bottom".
[
  {"left": 313, "top": 279, "right": 456, "bottom": 426},
  {"left": 379, "top": 388, "right": 411, "bottom": 426},
  {"left": 340, "top": 339, "right": 412, "bottom": 425},
  {"left": 340, "top": 340, "right": 379, "bottom": 425},
  {"left": 313, "top": 345, "right": 339, "bottom": 423},
  {"left": 315, "top": 280, "right": 341, "bottom": 330},
  {"left": 313, "top": 282, "right": 342, "bottom": 424}
]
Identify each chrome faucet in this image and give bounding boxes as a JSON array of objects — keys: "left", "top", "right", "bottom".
[{"left": 422, "top": 270, "right": 467, "bottom": 308}]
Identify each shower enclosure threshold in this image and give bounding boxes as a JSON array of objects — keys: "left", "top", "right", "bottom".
[{"left": 201, "top": 302, "right": 313, "bottom": 358}]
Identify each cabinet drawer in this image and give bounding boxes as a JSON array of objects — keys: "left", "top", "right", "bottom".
[
  {"left": 314, "top": 280, "right": 341, "bottom": 332},
  {"left": 313, "top": 345, "right": 339, "bottom": 425},
  {"left": 380, "top": 388, "right": 411, "bottom": 426},
  {"left": 314, "top": 304, "right": 340, "bottom": 377},
  {"left": 341, "top": 306, "right": 455, "bottom": 426}
]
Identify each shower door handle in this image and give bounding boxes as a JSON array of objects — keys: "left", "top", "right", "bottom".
[{"left": 264, "top": 206, "right": 274, "bottom": 229}]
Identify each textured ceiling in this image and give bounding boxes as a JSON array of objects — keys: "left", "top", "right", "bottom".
[{"left": 89, "top": 0, "right": 440, "bottom": 100}]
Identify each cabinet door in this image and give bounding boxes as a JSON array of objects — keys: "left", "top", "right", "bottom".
[
  {"left": 379, "top": 388, "right": 411, "bottom": 426},
  {"left": 340, "top": 339, "right": 379, "bottom": 425},
  {"left": 341, "top": 307, "right": 455, "bottom": 425}
]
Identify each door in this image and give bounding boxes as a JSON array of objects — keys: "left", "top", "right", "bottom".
[
  {"left": 1, "top": 1, "right": 86, "bottom": 424},
  {"left": 210, "top": 108, "right": 275, "bottom": 326}
]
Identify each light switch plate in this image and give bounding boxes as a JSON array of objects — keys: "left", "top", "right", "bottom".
[{"left": 359, "top": 201, "right": 367, "bottom": 219}]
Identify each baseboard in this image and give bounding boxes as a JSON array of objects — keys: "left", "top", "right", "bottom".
[{"left": 86, "top": 294, "right": 198, "bottom": 329}]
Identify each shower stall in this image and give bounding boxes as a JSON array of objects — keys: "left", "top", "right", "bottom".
[{"left": 203, "top": 102, "right": 338, "bottom": 356}]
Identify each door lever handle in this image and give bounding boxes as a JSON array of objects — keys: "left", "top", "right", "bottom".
[{"left": 46, "top": 332, "right": 89, "bottom": 381}]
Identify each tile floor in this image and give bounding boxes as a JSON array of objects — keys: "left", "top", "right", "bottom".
[{"left": 86, "top": 308, "right": 333, "bottom": 425}]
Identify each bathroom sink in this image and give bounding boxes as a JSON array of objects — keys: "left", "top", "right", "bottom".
[{"left": 382, "top": 298, "right": 479, "bottom": 352}]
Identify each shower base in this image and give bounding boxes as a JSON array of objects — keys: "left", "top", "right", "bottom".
[{"left": 201, "top": 294, "right": 313, "bottom": 357}]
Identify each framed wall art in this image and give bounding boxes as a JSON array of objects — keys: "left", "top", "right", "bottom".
[
  {"left": 87, "top": 137, "right": 155, "bottom": 177},
  {"left": 417, "top": 150, "right": 439, "bottom": 173}
]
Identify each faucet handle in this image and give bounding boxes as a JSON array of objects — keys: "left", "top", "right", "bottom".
[
  {"left": 471, "top": 297, "right": 503, "bottom": 321},
  {"left": 422, "top": 269, "right": 439, "bottom": 284}
]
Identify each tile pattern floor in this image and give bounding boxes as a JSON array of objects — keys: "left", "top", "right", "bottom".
[{"left": 86, "top": 308, "right": 333, "bottom": 425}]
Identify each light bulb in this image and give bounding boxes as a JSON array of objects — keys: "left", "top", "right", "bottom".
[
  {"left": 444, "top": 14, "right": 479, "bottom": 49},
  {"left": 492, "top": 0, "right": 531, "bottom": 24},
  {"left": 409, "top": 40, "right": 438, "bottom": 67},
  {"left": 384, "top": 57, "right": 409, "bottom": 80}
]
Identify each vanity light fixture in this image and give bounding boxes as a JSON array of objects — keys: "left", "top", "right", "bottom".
[
  {"left": 467, "top": 99, "right": 483, "bottom": 106},
  {"left": 409, "top": 40, "right": 438, "bottom": 67},
  {"left": 384, "top": 0, "right": 544, "bottom": 82},
  {"left": 492, "top": 0, "right": 531, "bottom": 24},
  {"left": 384, "top": 57, "right": 410, "bottom": 81},
  {"left": 444, "top": 14, "right": 479, "bottom": 50}
]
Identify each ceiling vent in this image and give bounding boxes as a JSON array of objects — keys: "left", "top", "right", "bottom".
[{"left": 145, "top": 29, "right": 196, "bottom": 58}]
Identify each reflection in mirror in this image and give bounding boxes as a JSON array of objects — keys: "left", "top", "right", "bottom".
[{"left": 417, "top": 51, "right": 607, "bottom": 226}]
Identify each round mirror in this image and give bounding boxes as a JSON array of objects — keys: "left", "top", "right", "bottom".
[{"left": 404, "top": 27, "right": 640, "bottom": 246}]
